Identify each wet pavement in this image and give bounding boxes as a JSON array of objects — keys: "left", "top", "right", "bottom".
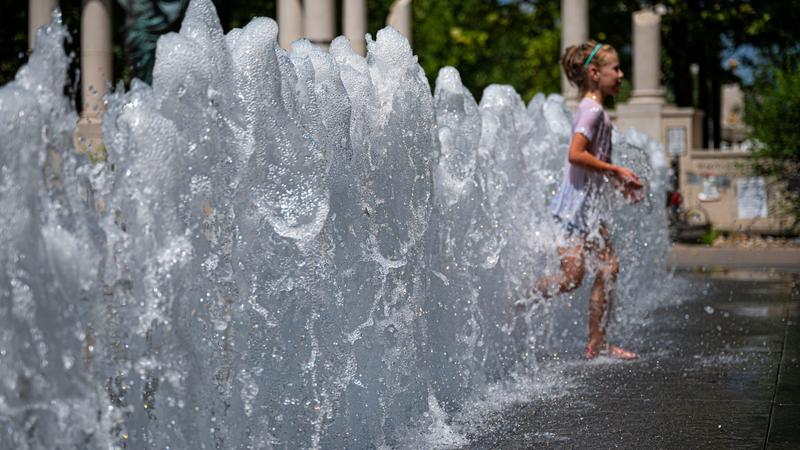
[
  {"left": 460, "top": 271, "right": 800, "bottom": 449},
  {"left": 668, "top": 244, "right": 800, "bottom": 270}
]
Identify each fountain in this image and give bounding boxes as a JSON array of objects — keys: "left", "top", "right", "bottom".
[{"left": 0, "top": 1, "right": 671, "bottom": 448}]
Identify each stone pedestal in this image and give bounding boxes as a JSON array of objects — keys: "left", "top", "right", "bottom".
[
  {"left": 386, "top": 0, "right": 412, "bottom": 41},
  {"left": 560, "top": 0, "right": 587, "bottom": 107},
  {"left": 662, "top": 106, "right": 704, "bottom": 153},
  {"left": 344, "top": 0, "right": 367, "bottom": 55},
  {"left": 73, "top": 117, "right": 105, "bottom": 161},
  {"left": 613, "top": 9, "right": 665, "bottom": 144},
  {"left": 613, "top": 104, "right": 700, "bottom": 157},
  {"left": 278, "top": 0, "right": 303, "bottom": 50},
  {"left": 28, "top": 0, "right": 59, "bottom": 52},
  {"left": 304, "top": 0, "right": 335, "bottom": 50},
  {"left": 614, "top": 102, "right": 663, "bottom": 143}
]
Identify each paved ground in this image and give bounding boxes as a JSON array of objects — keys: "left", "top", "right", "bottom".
[
  {"left": 459, "top": 271, "right": 799, "bottom": 449},
  {"left": 668, "top": 244, "right": 800, "bottom": 270}
]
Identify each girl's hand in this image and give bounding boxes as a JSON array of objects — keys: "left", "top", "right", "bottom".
[
  {"left": 612, "top": 166, "right": 644, "bottom": 204},
  {"left": 620, "top": 183, "right": 645, "bottom": 204},
  {"left": 614, "top": 166, "right": 643, "bottom": 190}
]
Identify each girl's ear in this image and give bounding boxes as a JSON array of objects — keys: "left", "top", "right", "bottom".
[{"left": 588, "top": 65, "right": 599, "bottom": 81}]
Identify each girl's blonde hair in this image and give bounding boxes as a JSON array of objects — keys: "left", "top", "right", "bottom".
[{"left": 561, "top": 40, "right": 616, "bottom": 91}]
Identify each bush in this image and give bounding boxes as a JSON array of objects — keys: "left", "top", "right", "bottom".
[
  {"left": 700, "top": 227, "right": 719, "bottom": 247},
  {"left": 745, "top": 61, "right": 800, "bottom": 229}
]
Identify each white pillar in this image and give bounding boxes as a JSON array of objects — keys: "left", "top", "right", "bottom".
[
  {"left": 74, "top": 0, "right": 112, "bottom": 158},
  {"left": 614, "top": 10, "right": 664, "bottom": 143},
  {"left": 343, "top": 0, "right": 367, "bottom": 55},
  {"left": 28, "top": 0, "right": 59, "bottom": 52},
  {"left": 80, "top": 0, "right": 112, "bottom": 119},
  {"left": 629, "top": 10, "right": 663, "bottom": 104},
  {"left": 386, "top": 0, "right": 412, "bottom": 42},
  {"left": 278, "top": 0, "right": 303, "bottom": 51},
  {"left": 304, "top": 0, "right": 335, "bottom": 50},
  {"left": 560, "top": 0, "right": 588, "bottom": 105}
]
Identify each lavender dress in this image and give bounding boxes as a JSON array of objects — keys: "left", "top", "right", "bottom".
[{"left": 549, "top": 97, "right": 613, "bottom": 237}]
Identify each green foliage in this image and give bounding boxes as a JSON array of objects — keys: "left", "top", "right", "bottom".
[
  {"left": 745, "top": 61, "right": 800, "bottom": 227},
  {"left": 0, "top": 1, "right": 26, "bottom": 86},
  {"left": 700, "top": 227, "right": 719, "bottom": 246},
  {"left": 722, "top": 0, "right": 800, "bottom": 70},
  {"left": 367, "top": 0, "right": 395, "bottom": 38},
  {"left": 413, "top": 0, "right": 560, "bottom": 102}
]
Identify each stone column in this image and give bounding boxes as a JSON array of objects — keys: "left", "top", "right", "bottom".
[
  {"left": 343, "top": 0, "right": 367, "bottom": 55},
  {"left": 28, "top": 0, "right": 59, "bottom": 52},
  {"left": 613, "top": 9, "right": 665, "bottom": 143},
  {"left": 386, "top": 0, "right": 412, "bottom": 42},
  {"left": 80, "top": 0, "right": 112, "bottom": 120},
  {"left": 629, "top": 10, "right": 663, "bottom": 104},
  {"left": 304, "top": 0, "right": 335, "bottom": 50},
  {"left": 560, "top": 0, "right": 587, "bottom": 105},
  {"left": 278, "top": 0, "right": 303, "bottom": 50},
  {"left": 73, "top": 0, "right": 112, "bottom": 158}
]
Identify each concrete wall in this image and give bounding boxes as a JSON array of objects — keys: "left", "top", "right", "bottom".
[{"left": 678, "top": 150, "right": 793, "bottom": 233}]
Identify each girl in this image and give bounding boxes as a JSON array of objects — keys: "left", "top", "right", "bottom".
[{"left": 529, "top": 41, "right": 644, "bottom": 360}]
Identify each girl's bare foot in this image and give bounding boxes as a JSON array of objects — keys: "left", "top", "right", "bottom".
[
  {"left": 606, "top": 344, "right": 637, "bottom": 360},
  {"left": 585, "top": 343, "right": 637, "bottom": 360}
]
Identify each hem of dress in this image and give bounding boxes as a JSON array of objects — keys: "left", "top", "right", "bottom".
[{"left": 552, "top": 213, "right": 589, "bottom": 239}]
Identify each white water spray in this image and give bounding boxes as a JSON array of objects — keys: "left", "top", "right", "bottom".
[{"left": 0, "top": 2, "right": 670, "bottom": 448}]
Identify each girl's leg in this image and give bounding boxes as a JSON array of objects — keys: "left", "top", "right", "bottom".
[
  {"left": 587, "top": 239, "right": 617, "bottom": 349},
  {"left": 534, "top": 241, "right": 586, "bottom": 298},
  {"left": 586, "top": 227, "right": 636, "bottom": 359}
]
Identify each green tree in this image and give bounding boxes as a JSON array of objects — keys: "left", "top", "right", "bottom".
[
  {"left": 661, "top": 0, "right": 799, "bottom": 148},
  {"left": 0, "top": 0, "right": 27, "bottom": 86},
  {"left": 745, "top": 62, "right": 800, "bottom": 228},
  {"left": 413, "top": 0, "right": 561, "bottom": 102},
  {"left": 723, "top": 0, "right": 800, "bottom": 70}
]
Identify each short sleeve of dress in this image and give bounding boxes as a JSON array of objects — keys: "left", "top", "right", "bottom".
[{"left": 573, "top": 104, "right": 603, "bottom": 143}]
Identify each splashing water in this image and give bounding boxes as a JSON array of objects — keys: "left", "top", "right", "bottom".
[{"left": 0, "top": 1, "right": 672, "bottom": 448}]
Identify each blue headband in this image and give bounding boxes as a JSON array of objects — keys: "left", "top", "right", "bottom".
[{"left": 583, "top": 43, "right": 603, "bottom": 67}]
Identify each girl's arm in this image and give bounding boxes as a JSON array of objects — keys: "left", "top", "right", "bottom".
[{"left": 567, "top": 133, "right": 642, "bottom": 188}]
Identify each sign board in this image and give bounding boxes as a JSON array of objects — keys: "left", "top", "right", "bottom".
[
  {"left": 737, "top": 177, "right": 768, "bottom": 219},
  {"left": 667, "top": 127, "right": 686, "bottom": 156},
  {"left": 699, "top": 175, "right": 721, "bottom": 202}
]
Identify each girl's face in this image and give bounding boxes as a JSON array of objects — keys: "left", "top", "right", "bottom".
[{"left": 590, "top": 51, "right": 623, "bottom": 97}]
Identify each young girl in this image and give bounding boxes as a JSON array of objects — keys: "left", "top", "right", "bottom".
[{"left": 529, "top": 41, "right": 644, "bottom": 360}]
